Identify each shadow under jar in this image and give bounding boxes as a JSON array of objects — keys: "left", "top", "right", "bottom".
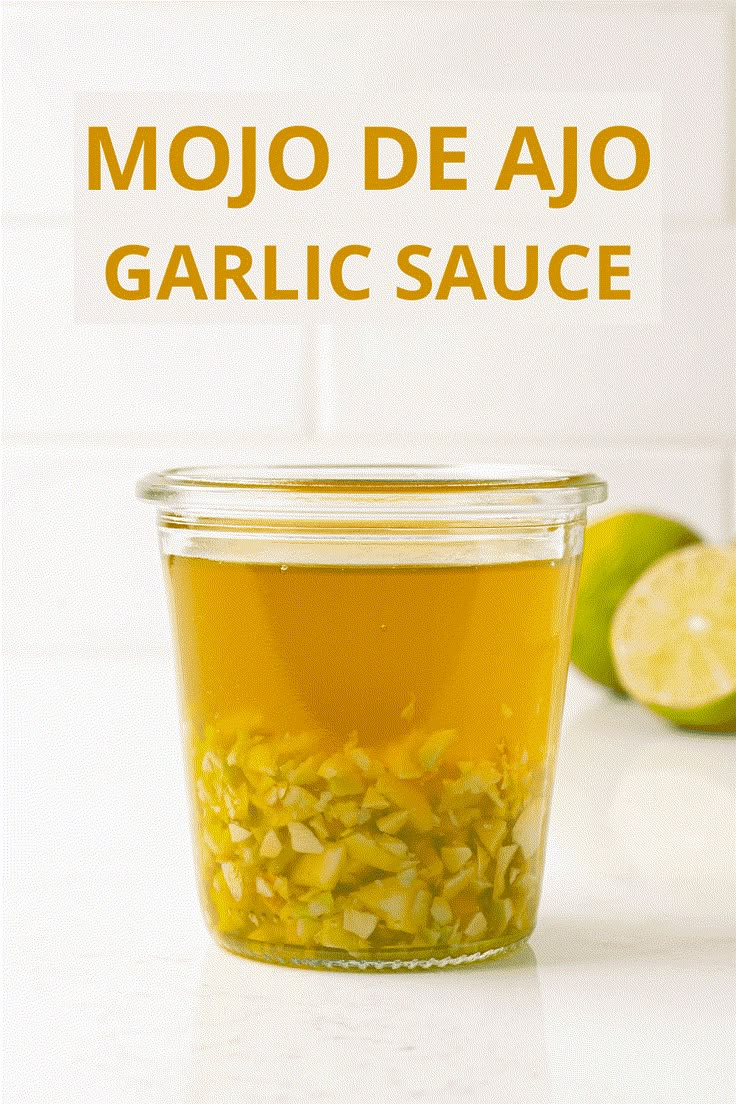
[{"left": 138, "top": 465, "right": 606, "bottom": 970}]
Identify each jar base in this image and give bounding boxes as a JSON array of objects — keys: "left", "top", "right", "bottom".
[{"left": 213, "top": 928, "right": 533, "bottom": 971}]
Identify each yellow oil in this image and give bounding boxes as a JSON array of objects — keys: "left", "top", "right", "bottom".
[{"left": 167, "top": 554, "right": 579, "bottom": 966}]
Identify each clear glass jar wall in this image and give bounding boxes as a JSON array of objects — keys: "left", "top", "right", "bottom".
[{"left": 139, "top": 466, "right": 607, "bottom": 969}]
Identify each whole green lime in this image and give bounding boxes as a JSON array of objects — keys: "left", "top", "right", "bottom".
[{"left": 571, "top": 512, "right": 700, "bottom": 692}]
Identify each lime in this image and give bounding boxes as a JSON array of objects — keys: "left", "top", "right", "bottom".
[
  {"left": 611, "top": 544, "right": 736, "bottom": 732},
  {"left": 571, "top": 512, "right": 700, "bottom": 691}
]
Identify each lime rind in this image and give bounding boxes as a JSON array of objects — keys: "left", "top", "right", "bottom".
[{"left": 649, "top": 695, "right": 736, "bottom": 733}]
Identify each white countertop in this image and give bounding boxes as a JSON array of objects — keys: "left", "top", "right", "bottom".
[{"left": 4, "top": 656, "right": 735, "bottom": 1104}]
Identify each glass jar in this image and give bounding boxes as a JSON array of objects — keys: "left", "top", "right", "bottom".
[{"left": 138, "top": 465, "right": 606, "bottom": 970}]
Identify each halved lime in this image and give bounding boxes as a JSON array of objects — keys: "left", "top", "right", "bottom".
[
  {"left": 611, "top": 545, "right": 736, "bottom": 732},
  {"left": 571, "top": 512, "right": 700, "bottom": 692}
]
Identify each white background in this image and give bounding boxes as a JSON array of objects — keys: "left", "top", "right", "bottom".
[{"left": 3, "top": 5, "right": 735, "bottom": 1103}]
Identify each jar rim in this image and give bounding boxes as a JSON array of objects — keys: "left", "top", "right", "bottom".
[{"left": 138, "top": 464, "right": 606, "bottom": 521}]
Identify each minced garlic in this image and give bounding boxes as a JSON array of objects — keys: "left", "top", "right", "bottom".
[{"left": 195, "top": 718, "right": 543, "bottom": 955}]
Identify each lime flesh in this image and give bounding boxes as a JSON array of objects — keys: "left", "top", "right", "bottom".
[
  {"left": 611, "top": 545, "right": 736, "bottom": 732},
  {"left": 571, "top": 512, "right": 700, "bottom": 692}
]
